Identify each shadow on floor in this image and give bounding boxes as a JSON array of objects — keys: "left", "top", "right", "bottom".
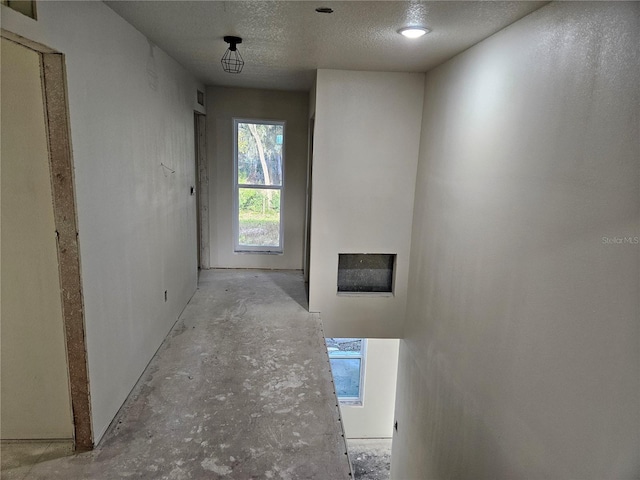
[
  {"left": 1, "top": 440, "right": 73, "bottom": 480},
  {"left": 264, "top": 270, "right": 309, "bottom": 310}
]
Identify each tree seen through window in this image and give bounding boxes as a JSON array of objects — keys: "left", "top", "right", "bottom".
[{"left": 235, "top": 121, "right": 284, "bottom": 251}]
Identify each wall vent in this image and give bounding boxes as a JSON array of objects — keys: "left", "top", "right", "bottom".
[
  {"left": 337, "top": 253, "right": 395, "bottom": 293},
  {"left": 2, "top": 0, "right": 37, "bottom": 19}
]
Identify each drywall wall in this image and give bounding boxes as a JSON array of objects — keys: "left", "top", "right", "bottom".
[
  {"left": 1, "top": 38, "right": 73, "bottom": 439},
  {"left": 206, "top": 87, "right": 308, "bottom": 269},
  {"left": 341, "top": 339, "right": 399, "bottom": 439},
  {"left": 303, "top": 79, "right": 317, "bottom": 283},
  {"left": 308, "top": 80, "right": 316, "bottom": 120},
  {"left": 392, "top": 2, "right": 640, "bottom": 479},
  {"left": 309, "top": 70, "right": 424, "bottom": 338},
  {"left": 1, "top": 2, "right": 205, "bottom": 443}
]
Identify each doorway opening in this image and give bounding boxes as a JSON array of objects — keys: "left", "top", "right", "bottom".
[
  {"left": 1, "top": 31, "right": 92, "bottom": 451},
  {"left": 194, "top": 111, "right": 208, "bottom": 269}
]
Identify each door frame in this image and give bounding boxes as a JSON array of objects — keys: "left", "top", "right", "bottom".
[
  {"left": 303, "top": 116, "right": 315, "bottom": 284},
  {"left": 194, "top": 111, "right": 209, "bottom": 269},
  {"left": 2, "top": 29, "right": 93, "bottom": 450}
]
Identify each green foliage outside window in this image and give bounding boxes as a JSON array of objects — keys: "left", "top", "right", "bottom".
[{"left": 236, "top": 121, "right": 284, "bottom": 248}]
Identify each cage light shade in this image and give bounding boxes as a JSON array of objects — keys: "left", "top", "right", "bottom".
[
  {"left": 221, "top": 36, "right": 244, "bottom": 74},
  {"left": 221, "top": 48, "right": 244, "bottom": 73}
]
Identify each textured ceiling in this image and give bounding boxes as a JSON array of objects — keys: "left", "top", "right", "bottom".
[{"left": 105, "top": 1, "right": 547, "bottom": 91}]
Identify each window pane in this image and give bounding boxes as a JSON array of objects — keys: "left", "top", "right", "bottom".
[
  {"left": 238, "top": 188, "right": 280, "bottom": 247},
  {"left": 326, "top": 338, "right": 363, "bottom": 357},
  {"left": 237, "top": 122, "right": 283, "bottom": 186},
  {"left": 330, "top": 358, "right": 361, "bottom": 398}
]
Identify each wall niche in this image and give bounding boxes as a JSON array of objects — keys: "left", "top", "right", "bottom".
[{"left": 337, "top": 254, "right": 395, "bottom": 294}]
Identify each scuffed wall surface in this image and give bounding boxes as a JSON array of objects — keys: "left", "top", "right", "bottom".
[
  {"left": 1, "top": 2, "right": 205, "bottom": 442},
  {"left": 393, "top": 2, "right": 639, "bottom": 479}
]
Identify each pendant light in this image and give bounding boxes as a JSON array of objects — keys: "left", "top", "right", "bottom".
[{"left": 221, "top": 36, "right": 244, "bottom": 74}]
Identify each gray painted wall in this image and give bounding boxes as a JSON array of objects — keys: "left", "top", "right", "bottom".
[
  {"left": 392, "top": 2, "right": 639, "bottom": 478},
  {"left": 2, "top": 2, "right": 205, "bottom": 443},
  {"left": 206, "top": 87, "right": 309, "bottom": 269}
]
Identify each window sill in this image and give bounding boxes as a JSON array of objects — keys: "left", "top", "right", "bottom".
[
  {"left": 336, "top": 292, "right": 394, "bottom": 297},
  {"left": 234, "top": 250, "right": 283, "bottom": 255}
]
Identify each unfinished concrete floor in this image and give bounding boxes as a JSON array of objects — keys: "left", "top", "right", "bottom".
[
  {"left": 2, "top": 270, "right": 352, "bottom": 479},
  {"left": 0, "top": 440, "right": 74, "bottom": 478},
  {"left": 347, "top": 439, "right": 392, "bottom": 480}
]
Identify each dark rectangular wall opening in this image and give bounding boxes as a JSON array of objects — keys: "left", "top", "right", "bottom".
[
  {"left": 2, "top": 1, "right": 37, "bottom": 19},
  {"left": 337, "top": 254, "right": 395, "bottom": 293}
]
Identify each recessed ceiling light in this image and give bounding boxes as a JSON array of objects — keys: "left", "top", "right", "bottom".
[
  {"left": 398, "top": 26, "right": 430, "bottom": 39},
  {"left": 315, "top": 7, "right": 334, "bottom": 14}
]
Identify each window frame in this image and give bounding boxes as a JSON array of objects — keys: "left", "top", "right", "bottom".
[
  {"left": 233, "top": 118, "right": 285, "bottom": 254},
  {"left": 327, "top": 338, "right": 367, "bottom": 406}
]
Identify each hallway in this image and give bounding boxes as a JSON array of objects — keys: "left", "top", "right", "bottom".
[{"left": 2, "top": 270, "right": 352, "bottom": 479}]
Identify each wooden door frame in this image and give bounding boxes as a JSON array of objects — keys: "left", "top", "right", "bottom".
[
  {"left": 194, "top": 112, "right": 209, "bottom": 269},
  {"left": 2, "top": 29, "right": 93, "bottom": 450}
]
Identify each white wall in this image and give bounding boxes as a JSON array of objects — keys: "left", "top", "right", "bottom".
[
  {"left": 303, "top": 80, "right": 317, "bottom": 283},
  {"left": 1, "top": 2, "right": 205, "bottom": 443},
  {"left": 393, "top": 2, "right": 640, "bottom": 479},
  {"left": 206, "top": 86, "right": 308, "bottom": 269},
  {"left": 308, "top": 80, "right": 316, "bottom": 120},
  {"left": 341, "top": 339, "right": 399, "bottom": 439},
  {"left": 1, "top": 38, "right": 73, "bottom": 439},
  {"left": 309, "top": 70, "right": 424, "bottom": 338}
]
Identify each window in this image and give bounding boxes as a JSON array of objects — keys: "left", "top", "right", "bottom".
[
  {"left": 234, "top": 120, "right": 285, "bottom": 252},
  {"left": 326, "top": 338, "right": 366, "bottom": 404}
]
